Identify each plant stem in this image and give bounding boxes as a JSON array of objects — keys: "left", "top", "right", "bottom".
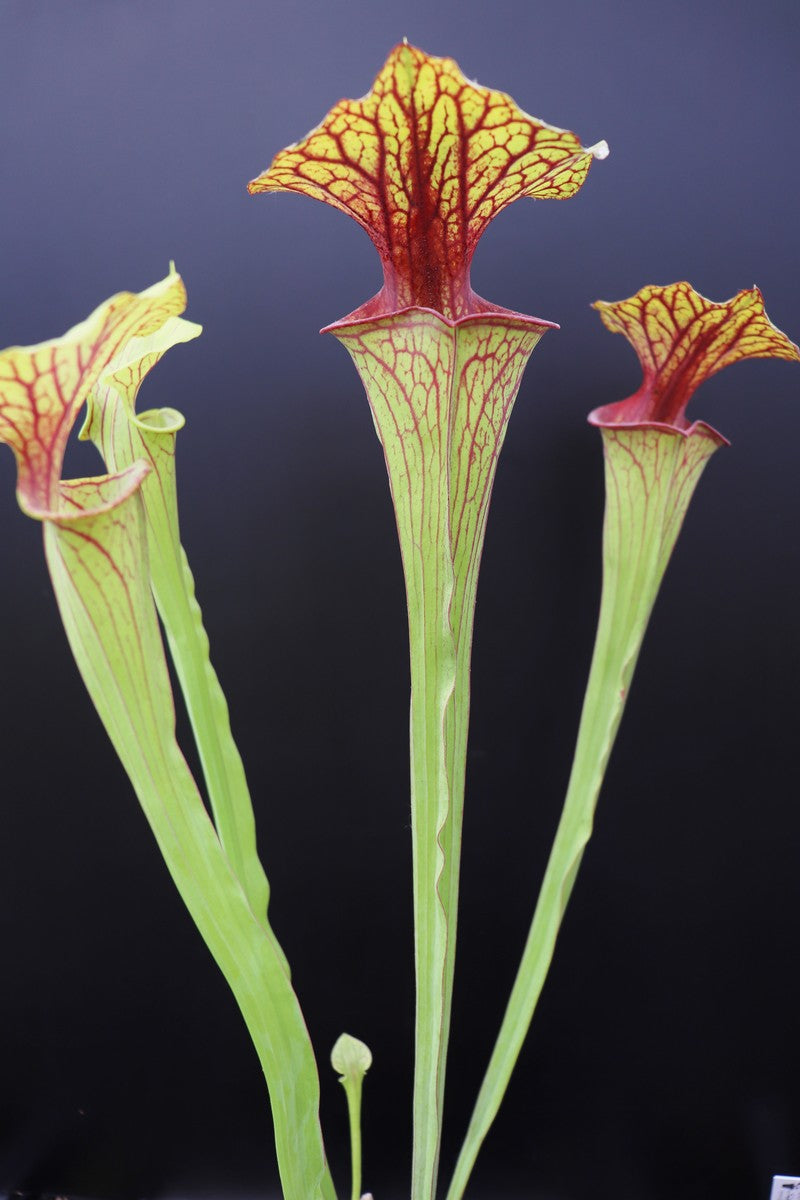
[{"left": 346, "top": 1079, "right": 364, "bottom": 1200}]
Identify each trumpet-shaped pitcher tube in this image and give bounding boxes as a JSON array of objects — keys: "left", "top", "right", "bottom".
[
  {"left": 446, "top": 282, "right": 800, "bottom": 1200},
  {"left": 249, "top": 42, "right": 607, "bottom": 1200}
]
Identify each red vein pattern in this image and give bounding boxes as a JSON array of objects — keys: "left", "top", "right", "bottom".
[
  {"left": 591, "top": 282, "right": 800, "bottom": 435},
  {"left": 601, "top": 423, "right": 722, "bottom": 567},
  {"left": 331, "top": 310, "right": 547, "bottom": 605},
  {"left": 249, "top": 43, "right": 607, "bottom": 319},
  {"left": 0, "top": 272, "right": 188, "bottom": 519}
]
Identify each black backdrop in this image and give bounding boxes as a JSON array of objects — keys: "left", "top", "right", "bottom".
[{"left": 0, "top": 2, "right": 798, "bottom": 1199}]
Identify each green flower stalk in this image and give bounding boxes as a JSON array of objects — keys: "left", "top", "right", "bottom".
[
  {"left": 446, "top": 281, "right": 800, "bottom": 1200},
  {"left": 249, "top": 42, "right": 607, "bottom": 1200},
  {"left": 331, "top": 1033, "right": 373, "bottom": 1200}
]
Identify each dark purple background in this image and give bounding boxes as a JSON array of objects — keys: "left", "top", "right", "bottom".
[{"left": 1, "top": 3, "right": 798, "bottom": 1199}]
